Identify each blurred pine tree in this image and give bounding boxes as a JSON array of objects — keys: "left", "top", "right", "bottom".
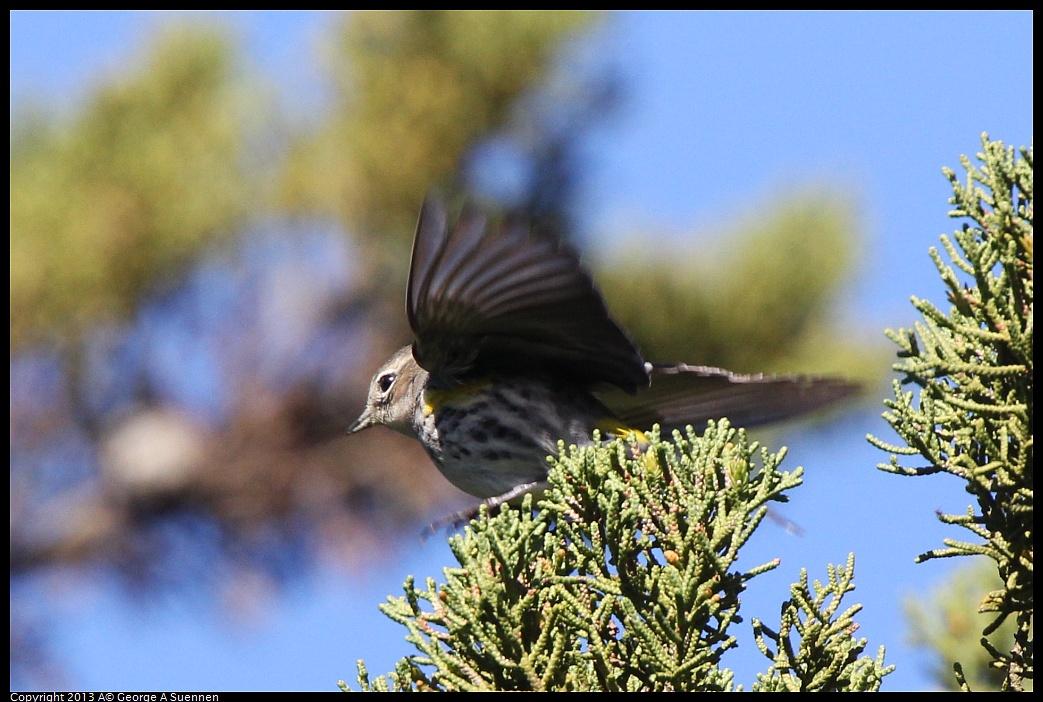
[
  {"left": 597, "top": 191, "right": 876, "bottom": 383},
  {"left": 276, "top": 10, "right": 598, "bottom": 296},
  {"left": 10, "top": 25, "right": 257, "bottom": 349}
]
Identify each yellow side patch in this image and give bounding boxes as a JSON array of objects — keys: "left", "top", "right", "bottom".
[
  {"left": 423, "top": 378, "right": 493, "bottom": 416},
  {"left": 595, "top": 418, "right": 648, "bottom": 444}
]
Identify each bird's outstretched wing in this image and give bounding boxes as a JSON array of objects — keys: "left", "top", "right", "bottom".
[
  {"left": 595, "top": 363, "right": 860, "bottom": 433},
  {"left": 407, "top": 196, "right": 647, "bottom": 392}
]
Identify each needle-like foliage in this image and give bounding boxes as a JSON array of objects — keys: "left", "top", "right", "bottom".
[
  {"left": 868, "top": 135, "right": 1033, "bottom": 691},
  {"left": 348, "top": 422, "right": 890, "bottom": 691}
]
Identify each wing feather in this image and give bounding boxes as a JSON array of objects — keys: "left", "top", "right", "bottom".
[{"left": 407, "top": 196, "right": 647, "bottom": 392}]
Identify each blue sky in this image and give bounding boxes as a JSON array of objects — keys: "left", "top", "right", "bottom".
[{"left": 10, "top": 10, "right": 1033, "bottom": 692}]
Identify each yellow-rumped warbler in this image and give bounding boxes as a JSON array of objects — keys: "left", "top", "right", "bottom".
[{"left": 350, "top": 197, "right": 857, "bottom": 511}]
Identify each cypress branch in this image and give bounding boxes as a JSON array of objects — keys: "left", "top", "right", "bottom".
[
  {"left": 349, "top": 422, "right": 889, "bottom": 691},
  {"left": 868, "top": 135, "right": 1032, "bottom": 691}
]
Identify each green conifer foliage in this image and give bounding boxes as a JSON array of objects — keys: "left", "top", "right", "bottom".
[{"left": 869, "top": 136, "right": 1033, "bottom": 691}]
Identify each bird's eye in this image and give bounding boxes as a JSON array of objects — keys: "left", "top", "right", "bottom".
[{"left": 377, "top": 372, "right": 397, "bottom": 393}]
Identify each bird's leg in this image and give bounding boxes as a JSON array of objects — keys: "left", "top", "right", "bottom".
[{"left": 421, "top": 481, "right": 548, "bottom": 540}]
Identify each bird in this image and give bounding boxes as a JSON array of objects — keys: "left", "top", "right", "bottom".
[{"left": 350, "top": 196, "right": 858, "bottom": 517}]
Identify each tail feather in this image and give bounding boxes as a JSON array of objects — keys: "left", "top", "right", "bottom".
[{"left": 595, "top": 363, "right": 860, "bottom": 435}]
